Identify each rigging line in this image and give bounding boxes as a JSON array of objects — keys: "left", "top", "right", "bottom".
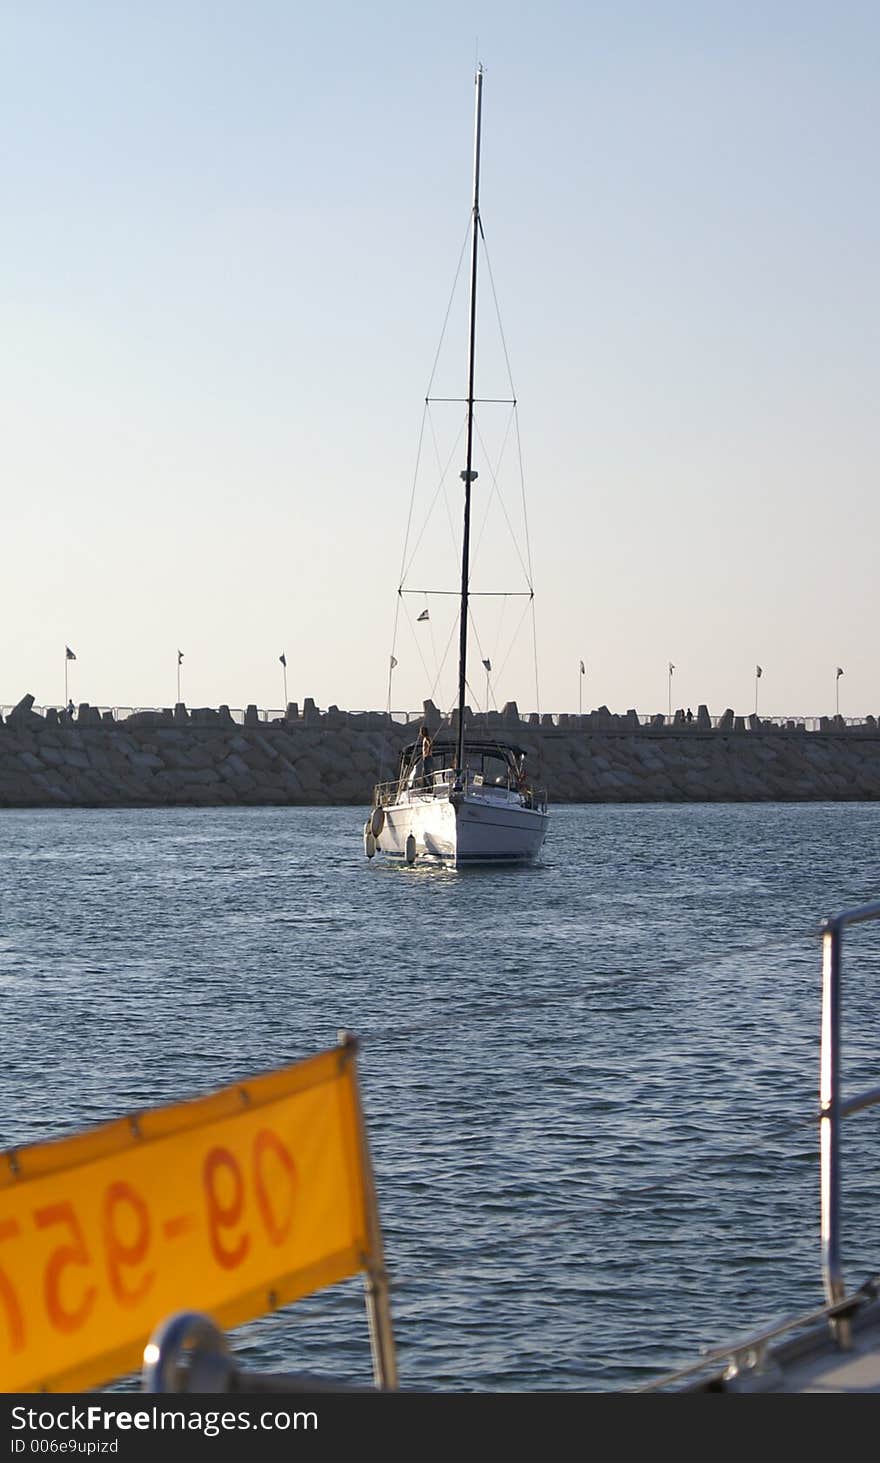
[
  {"left": 495, "top": 590, "right": 509, "bottom": 670},
  {"left": 490, "top": 594, "right": 534, "bottom": 688},
  {"left": 513, "top": 406, "right": 536, "bottom": 588},
  {"left": 465, "top": 607, "right": 493, "bottom": 713},
  {"left": 480, "top": 226, "right": 518, "bottom": 400},
  {"left": 423, "top": 215, "right": 473, "bottom": 401},
  {"left": 350, "top": 927, "right": 827, "bottom": 1049},
  {"left": 423, "top": 591, "right": 440, "bottom": 673},
  {"left": 469, "top": 406, "right": 512, "bottom": 566},
  {"left": 426, "top": 612, "right": 462, "bottom": 711},
  {"left": 401, "top": 596, "right": 437, "bottom": 692},
  {"left": 477, "top": 221, "right": 537, "bottom": 590},
  {"left": 530, "top": 594, "right": 541, "bottom": 719},
  {"left": 425, "top": 403, "right": 463, "bottom": 569},
  {"left": 400, "top": 589, "right": 533, "bottom": 597},
  {"left": 402, "top": 593, "right": 460, "bottom": 715},
  {"left": 472, "top": 411, "right": 533, "bottom": 589},
  {"left": 402, "top": 415, "right": 467, "bottom": 587},
  {"left": 425, "top": 399, "right": 447, "bottom": 479},
  {"left": 378, "top": 593, "right": 406, "bottom": 785},
  {"left": 387, "top": 1132, "right": 838, "bottom": 1294},
  {"left": 396, "top": 402, "right": 430, "bottom": 590},
  {"left": 380, "top": 1078, "right": 849, "bottom": 1296}
]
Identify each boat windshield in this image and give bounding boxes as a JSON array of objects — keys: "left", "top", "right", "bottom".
[{"left": 397, "top": 741, "right": 524, "bottom": 787}]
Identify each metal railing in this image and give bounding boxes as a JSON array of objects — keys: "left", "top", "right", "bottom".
[
  {"left": 819, "top": 900, "right": 880, "bottom": 1325},
  {"left": 372, "top": 765, "right": 547, "bottom": 812},
  {"left": 141, "top": 1310, "right": 376, "bottom": 1393},
  {"left": 2, "top": 704, "right": 876, "bottom": 732}
]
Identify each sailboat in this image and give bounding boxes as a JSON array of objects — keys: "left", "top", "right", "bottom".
[{"left": 364, "top": 68, "right": 550, "bottom": 868}]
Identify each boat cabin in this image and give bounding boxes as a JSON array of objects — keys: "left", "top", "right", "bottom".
[{"left": 396, "top": 737, "right": 529, "bottom": 794}]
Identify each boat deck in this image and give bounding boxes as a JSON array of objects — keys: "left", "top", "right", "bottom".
[{"left": 683, "top": 1291, "right": 880, "bottom": 1393}]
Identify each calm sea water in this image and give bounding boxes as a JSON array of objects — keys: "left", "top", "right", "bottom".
[{"left": 2, "top": 802, "right": 880, "bottom": 1392}]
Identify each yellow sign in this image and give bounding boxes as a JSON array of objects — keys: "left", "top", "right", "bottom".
[{"left": 0, "top": 1045, "right": 372, "bottom": 1392}]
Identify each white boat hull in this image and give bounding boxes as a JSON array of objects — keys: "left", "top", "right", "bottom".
[{"left": 368, "top": 790, "right": 548, "bottom": 867}]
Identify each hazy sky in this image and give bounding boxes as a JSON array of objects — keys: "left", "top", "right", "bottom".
[{"left": 2, "top": 1, "right": 878, "bottom": 719}]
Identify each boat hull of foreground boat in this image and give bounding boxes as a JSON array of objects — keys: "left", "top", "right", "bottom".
[
  {"left": 366, "top": 790, "right": 548, "bottom": 868},
  {"left": 365, "top": 737, "right": 549, "bottom": 868}
]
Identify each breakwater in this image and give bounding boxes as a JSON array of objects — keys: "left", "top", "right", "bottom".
[
  {"left": 1, "top": 695, "right": 880, "bottom": 807},
  {"left": 1, "top": 690, "right": 877, "bottom": 807}
]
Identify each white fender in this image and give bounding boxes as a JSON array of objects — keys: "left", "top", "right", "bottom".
[
  {"left": 364, "top": 824, "right": 376, "bottom": 859},
  {"left": 370, "top": 806, "right": 385, "bottom": 838},
  {"left": 405, "top": 833, "right": 417, "bottom": 864}
]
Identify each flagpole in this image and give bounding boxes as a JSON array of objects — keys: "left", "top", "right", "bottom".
[
  {"left": 668, "top": 662, "right": 674, "bottom": 720},
  {"left": 282, "top": 661, "right": 288, "bottom": 707},
  {"left": 755, "top": 671, "right": 758, "bottom": 717},
  {"left": 579, "top": 666, "right": 582, "bottom": 717},
  {"left": 177, "top": 657, "right": 181, "bottom": 704},
  {"left": 64, "top": 652, "right": 68, "bottom": 709}
]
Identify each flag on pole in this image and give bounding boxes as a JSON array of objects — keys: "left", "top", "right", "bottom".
[
  {"left": 390, "top": 655, "right": 398, "bottom": 670},
  {"left": 66, "top": 646, "right": 76, "bottom": 661},
  {"left": 756, "top": 665, "right": 762, "bottom": 678},
  {"left": 417, "top": 609, "right": 429, "bottom": 622},
  {"left": 836, "top": 666, "right": 844, "bottom": 678},
  {"left": 177, "top": 650, "right": 184, "bottom": 665},
  {"left": 580, "top": 660, "right": 585, "bottom": 675},
  {"left": 482, "top": 658, "right": 491, "bottom": 672},
  {"left": 279, "top": 653, "right": 286, "bottom": 667},
  {"left": 669, "top": 662, "right": 674, "bottom": 674}
]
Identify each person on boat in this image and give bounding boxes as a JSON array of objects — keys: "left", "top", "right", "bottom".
[
  {"left": 419, "top": 725, "right": 434, "bottom": 783},
  {"left": 515, "top": 753, "right": 532, "bottom": 806}
]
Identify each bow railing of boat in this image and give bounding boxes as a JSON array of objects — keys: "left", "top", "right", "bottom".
[
  {"left": 371, "top": 767, "right": 547, "bottom": 811},
  {"left": 631, "top": 898, "right": 880, "bottom": 1392}
]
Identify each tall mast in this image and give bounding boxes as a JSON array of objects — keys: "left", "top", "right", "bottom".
[{"left": 456, "top": 64, "right": 483, "bottom": 776}]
